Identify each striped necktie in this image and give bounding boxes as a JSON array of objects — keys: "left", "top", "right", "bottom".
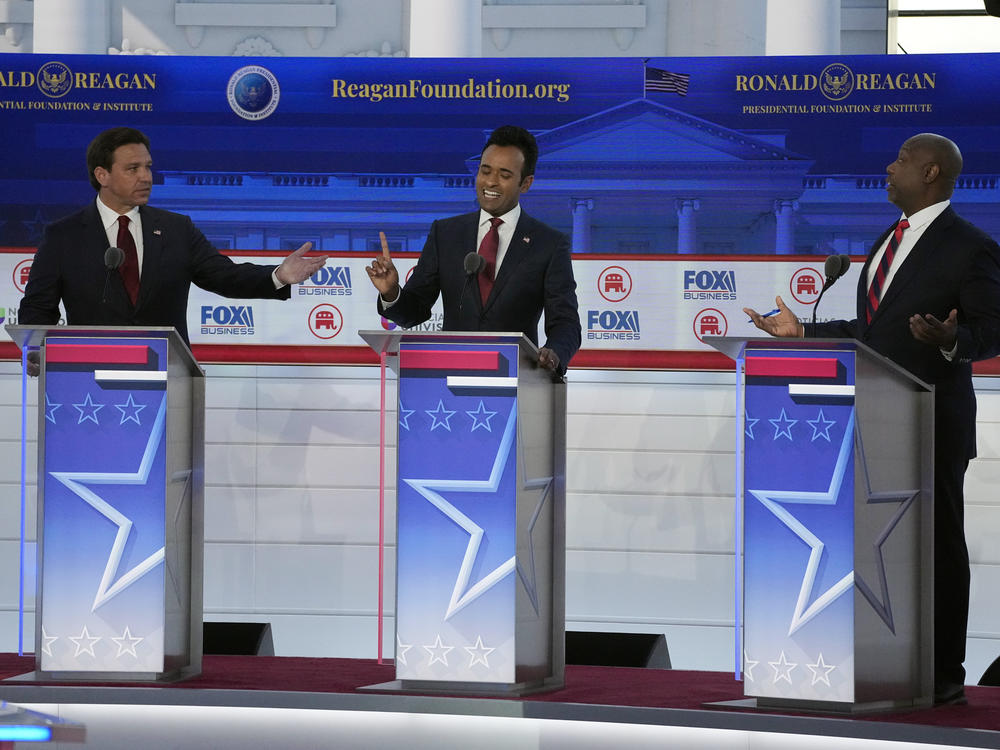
[{"left": 866, "top": 218, "right": 908, "bottom": 323}]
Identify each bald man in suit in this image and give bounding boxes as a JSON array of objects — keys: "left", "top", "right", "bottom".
[{"left": 746, "top": 133, "right": 1000, "bottom": 706}]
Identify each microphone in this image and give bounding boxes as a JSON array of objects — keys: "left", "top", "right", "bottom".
[
  {"left": 102, "top": 246, "right": 125, "bottom": 304},
  {"left": 812, "top": 254, "right": 852, "bottom": 327},
  {"left": 823, "top": 253, "right": 850, "bottom": 288},
  {"left": 460, "top": 252, "right": 485, "bottom": 316},
  {"left": 464, "top": 252, "right": 485, "bottom": 276}
]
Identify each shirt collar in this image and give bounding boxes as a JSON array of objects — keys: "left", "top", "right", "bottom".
[
  {"left": 900, "top": 199, "right": 949, "bottom": 231},
  {"left": 479, "top": 203, "right": 520, "bottom": 230},
  {"left": 95, "top": 196, "right": 141, "bottom": 231}
]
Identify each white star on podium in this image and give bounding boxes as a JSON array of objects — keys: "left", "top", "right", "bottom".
[
  {"left": 396, "top": 634, "right": 413, "bottom": 666},
  {"left": 464, "top": 636, "right": 496, "bottom": 668},
  {"left": 404, "top": 407, "right": 518, "bottom": 620},
  {"left": 68, "top": 626, "right": 101, "bottom": 657},
  {"left": 769, "top": 650, "right": 797, "bottom": 685},
  {"left": 423, "top": 635, "right": 454, "bottom": 666},
  {"left": 111, "top": 626, "right": 144, "bottom": 658},
  {"left": 748, "top": 411, "right": 856, "bottom": 635},
  {"left": 50, "top": 396, "right": 168, "bottom": 611},
  {"left": 806, "top": 652, "right": 837, "bottom": 686}
]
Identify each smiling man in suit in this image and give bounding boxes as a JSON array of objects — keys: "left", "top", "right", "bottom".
[
  {"left": 365, "top": 125, "right": 581, "bottom": 376},
  {"left": 745, "top": 133, "right": 1000, "bottom": 706},
  {"left": 19, "top": 126, "right": 326, "bottom": 362}
]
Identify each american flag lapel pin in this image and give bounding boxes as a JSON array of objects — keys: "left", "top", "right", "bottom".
[
  {"left": 153, "top": 229, "right": 162, "bottom": 235},
  {"left": 523, "top": 236, "right": 530, "bottom": 244}
]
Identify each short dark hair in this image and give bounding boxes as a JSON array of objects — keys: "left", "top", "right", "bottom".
[
  {"left": 86, "top": 127, "right": 151, "bottom": 191},
  {"left": 482, "top": 125, "right": 538, "bottom": 182}
]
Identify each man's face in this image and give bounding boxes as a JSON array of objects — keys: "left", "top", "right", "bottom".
[
  {"left": 475, "top": 144, "right": 533, "bottom": 218},
  {"left": 95, "top": 142, "right": 153, "bottom": 213},
  {"left": 886, "top": 140, "right": 932, "bottom": 215}
]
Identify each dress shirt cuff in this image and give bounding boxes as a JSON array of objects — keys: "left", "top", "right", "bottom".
[
  {"left": 271, "top": 269, "right": 284, "bottom": 290},
  {"left": 940, "top": 340, "right": 959, "bottom": 361},
  {"left": 380, "top": 287, "right": 401, "bottom": 308}
]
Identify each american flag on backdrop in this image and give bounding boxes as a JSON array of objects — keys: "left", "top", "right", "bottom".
[{"left": 645, "top": 66, "right": 690, "bottom": 96}]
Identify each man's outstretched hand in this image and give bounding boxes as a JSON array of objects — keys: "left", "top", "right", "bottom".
[
  {"left": 743, "top": 296, "right": 804, "bottom": 338},
  {"left": 275, "top": 241, "right": 328, "bottom": 286},
  {"left": 910, "top": 308, "right": 958, "bottom": 349}
]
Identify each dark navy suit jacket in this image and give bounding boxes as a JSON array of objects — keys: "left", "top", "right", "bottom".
[
  {"left": 378, "top": 209, "right": 581, "bottom": 372},
  {"left": 19, "top": 202, "right": 288, "bottom": 344},
  {"left": 807, "top": 206, "right": 1000, "bottom": 460}
]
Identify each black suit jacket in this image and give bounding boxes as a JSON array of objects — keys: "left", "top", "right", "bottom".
[
  {"left": 808, "top": 206, "right": 1000, "bottom": 459},
  {"left": 378, "top": 210, "right": 581, "bottom": 372},
  {"left": 19, "top": 203, "right": 289, "bottom": 343}
]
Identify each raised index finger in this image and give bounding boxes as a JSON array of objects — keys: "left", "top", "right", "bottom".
[{"left": 378, "top": 231, "right": 391, "bottom": 260}]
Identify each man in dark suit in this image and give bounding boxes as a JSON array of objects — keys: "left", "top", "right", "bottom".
[
  {"left": 19, "top": 126, "right": 326, "bottom": 365},
  {"left": 365, "top": 125, "right": 580, "bottom": 375},
  {"left": 745, "top": 133, "right": 1000, "bottom": 705}
]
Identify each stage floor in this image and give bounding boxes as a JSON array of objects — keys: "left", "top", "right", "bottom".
[{"left": 3, "top": 654, "right": 1000, "bottom": 749}]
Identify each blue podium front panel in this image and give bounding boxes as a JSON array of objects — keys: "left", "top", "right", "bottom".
[
  {"left": 39, "top": 336, "right": 169, "bottom": 673},
  {"left": 395, "top": 340, "right": 521, "bottom": 683},
  {"left": 742, "top": 347, "right": 856, "bottom": 703}
]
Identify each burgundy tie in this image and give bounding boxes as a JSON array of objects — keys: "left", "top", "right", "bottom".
[
  {"left": 866, "top": 218, "right": 908, "bottom": 323},
  {"left": 477, "top": 217, "right": 503, "bottom": 305},
  {"left": 117, "top": 215, "right": 140, "bottom": 305}
]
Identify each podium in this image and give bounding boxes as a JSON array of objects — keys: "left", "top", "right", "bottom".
[
  {"left": 6, "top": 325, "right": 204, "bottom": 681},
  {"left": 361, "top": 330, "right": 566, "bottom": 695},
  {"left": 708, "top": 336, "right": 934, "bottom": 711}
]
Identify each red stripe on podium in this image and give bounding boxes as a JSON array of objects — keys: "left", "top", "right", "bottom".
[
  {"left": 45, "top": 344, "right": 150, "bottom": 365},
  {"left": 399, "top": 350, "right": 499, "bottom": 371},
  {"left": 745, "top": 356, "right": 838, "bottom": 379}
]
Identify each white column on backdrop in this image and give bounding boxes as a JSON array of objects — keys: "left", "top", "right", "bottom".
[
  {"left": 409, "top": 0, "right": 482, "bottom": 57},
  {"left": 765, "top": 0, "right": 840, "bottom": 55},
  {"left": 33, "top": 0, "right": 108, "bottom": 53}
]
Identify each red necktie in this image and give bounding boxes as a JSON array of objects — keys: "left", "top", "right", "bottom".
[
  {"left": 477, "top": 217, "right": 503, "bottom": 305},
  {"left": 117, "top": 215, "right": 140, "bottom": 305},
  {"left": 866, "top": 218, "right": 908, "bottom": 323}
]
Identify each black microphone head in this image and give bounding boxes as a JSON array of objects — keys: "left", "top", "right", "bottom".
[
  {"left": 105, "top": 246, "right": 125, "bottom": 270},
  {"left": 464, "top": 251, "right": 485, "bottom": 276},
  {"left": 823, "top": 254, "right": 841, "bottom": 281},
  {"left": 837, "top": 254, "right": 851, "bottom": 278}
]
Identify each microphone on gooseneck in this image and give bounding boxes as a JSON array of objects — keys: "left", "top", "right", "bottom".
[
  {"left": 102, "top": 246, "right": 125, "bottom": 304},
  {"left": 811, "top": 254, "right": 852, "bottom": 327},
  {"left": 460, "top": 252, "right": 485, "bottom": 315}
]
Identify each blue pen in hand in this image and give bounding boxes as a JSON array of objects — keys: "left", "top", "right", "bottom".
[{"left": 748, "top": 308, "right": 780, "bottom": 323}]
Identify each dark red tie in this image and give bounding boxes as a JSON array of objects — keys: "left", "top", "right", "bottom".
[
  {"left": 866, "top": 218, "right": 908, "bottom": 323},
  {"left": 117, "top": 215, "right": 140, "bottom": 305},
  {"left": 477, "top": 217, "right": 503, "bottom": 305}
]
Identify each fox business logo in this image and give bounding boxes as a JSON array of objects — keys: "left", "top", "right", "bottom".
[
  {"left": 587, "top": 310, "right": 640, "bottom": 341},
  {"left": 201, "top": 305, "right": 255, "bottom": 335},
  {"left": 683, "top": 269, "right": 736, "bottom": 300},
  {"left": 299, "top": 266, "right": 352, "bottom": 296}
]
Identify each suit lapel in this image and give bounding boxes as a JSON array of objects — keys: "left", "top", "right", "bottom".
[
  {"left": 137, "top": 206, "right": 164, "bottom": 309},
  {"left": 872, "top": 209, "right": 952, "bottom": 321},
  {"left": 485, "top": 213, "right": 532, "bottom": 311}
]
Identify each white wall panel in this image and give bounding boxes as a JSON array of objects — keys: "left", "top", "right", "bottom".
[
  {"left": 568, "top": 450, "right": 735, "bottom": 496},
  {"left": 252, "top": 544, "right": 386, "bottom": 613},
  {"left": 566, "top": 550, "right": 733, "bottom": 623},
  {"left": 204, "top": 486, "right": 256, "bottom": 543},
  {"left": 203, "top": 543, "right": 257, "bottom": 610},
  {"left": 254, "top": 487, "right": 395, "bottom": 545},
  {"left": 255, "top": 445, "right": 384, "bottom": 487},
  {"left": 567, "top": 494, "right": 734, "bottom": 553}
]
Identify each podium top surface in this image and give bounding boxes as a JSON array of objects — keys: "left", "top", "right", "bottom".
[
  {"left": 5, "top": 324, "right": 202, "bottom": 376},
  {"left": 359, "top": 329, "right": 539, "bottom": 357},
  {"left": 704, "top": 335, "right": 932, "bottom": 391}
]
